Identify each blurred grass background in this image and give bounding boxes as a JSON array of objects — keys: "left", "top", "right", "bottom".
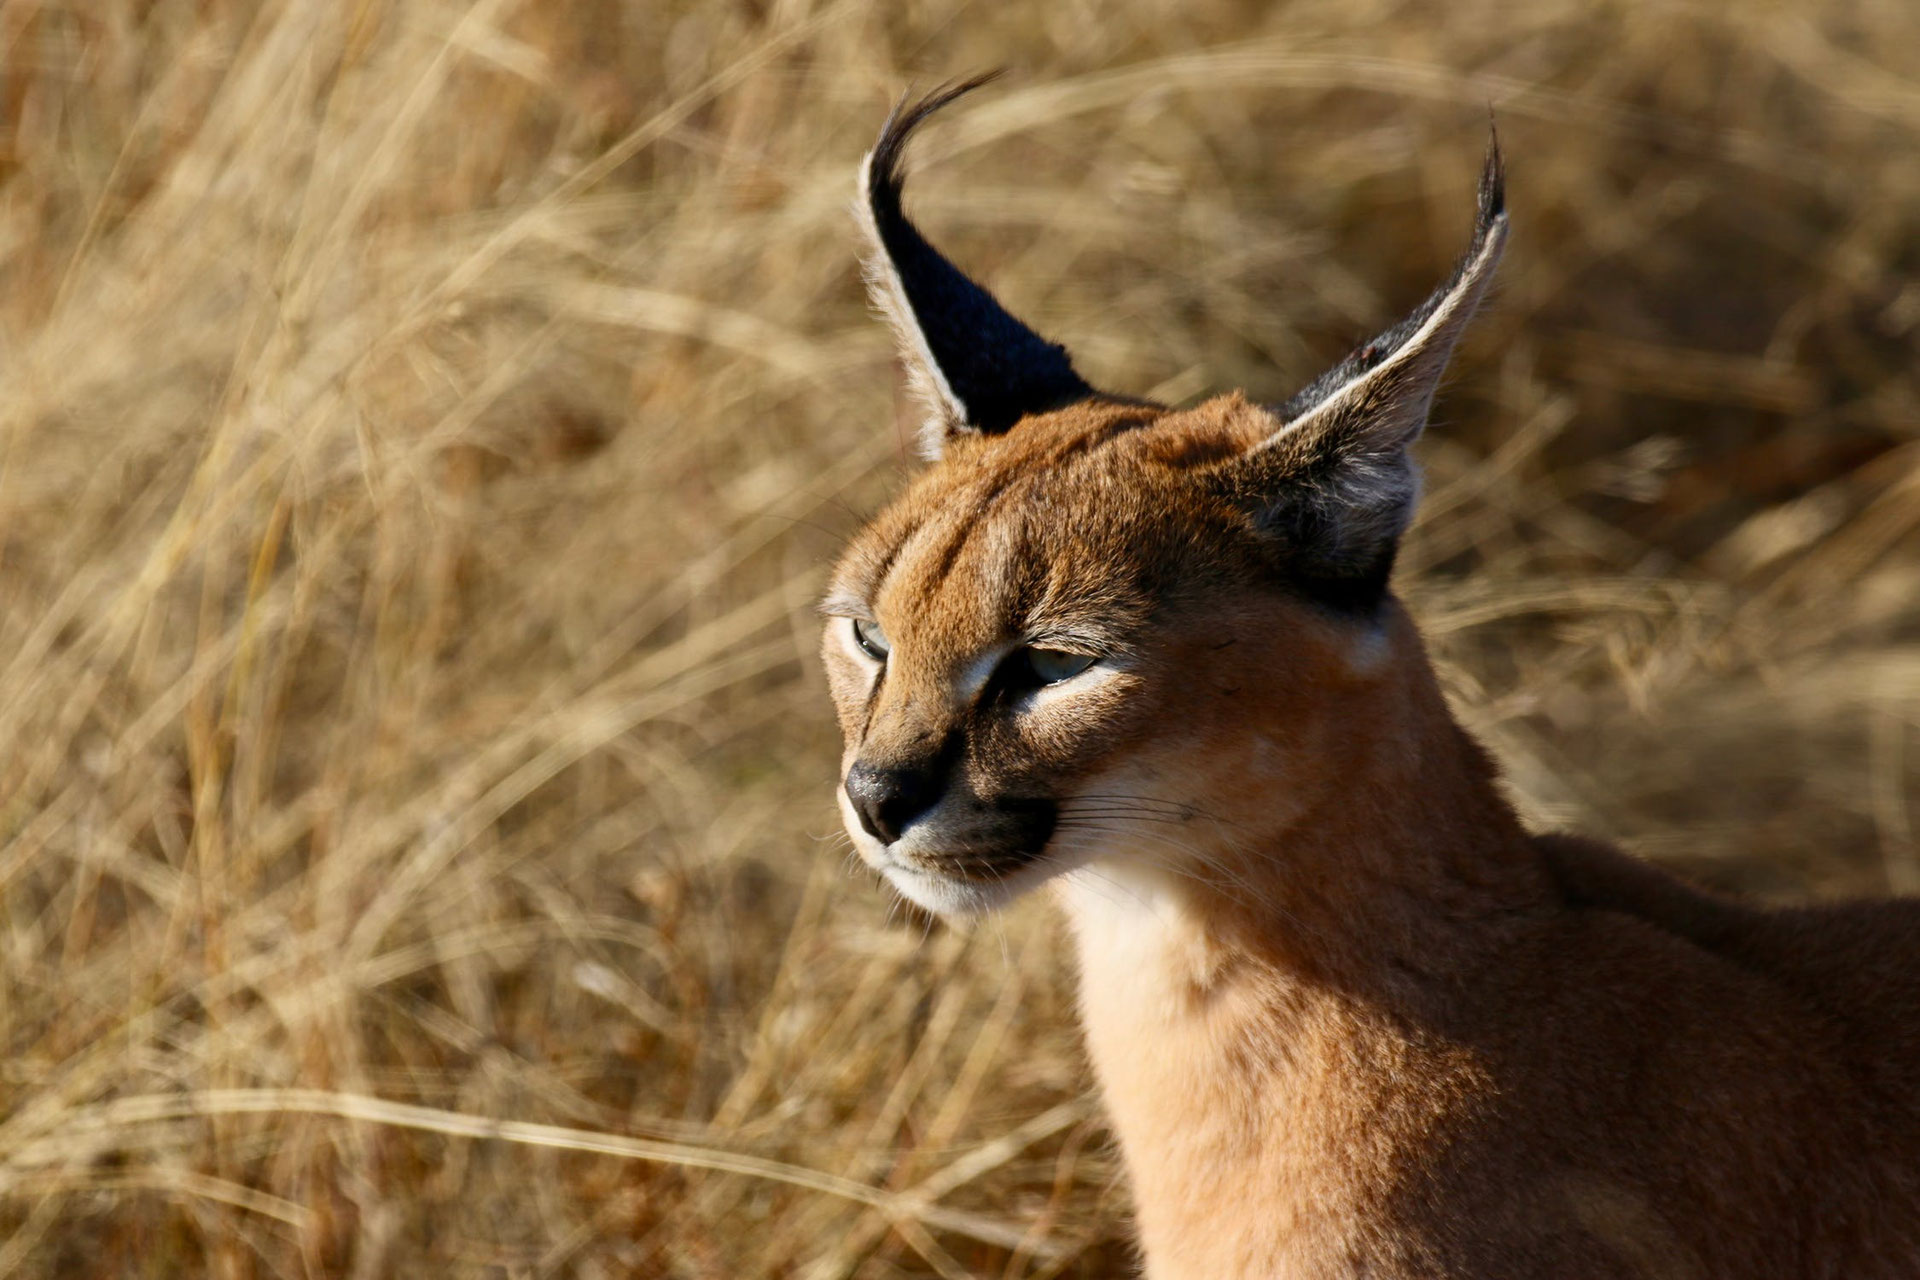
[{"left": 0, "top": 0, "right": 1916, "bottom": 1275}]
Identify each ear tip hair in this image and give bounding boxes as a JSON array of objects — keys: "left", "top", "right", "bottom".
[
  {"left": 944, "top": 67, "right": 1008, "bottom": 96},
  {"left": 933, "top": 68, "right": 1008, "bottom": 103},
  {"left": 866, "top": 70, "right": 1004, "bottom": 209},
  {"left": 879, "top": 69, "right": 1004, "bottom": 146},
  {"left": 1477, "top": 124, "right": 1507, "bottom": 225}
]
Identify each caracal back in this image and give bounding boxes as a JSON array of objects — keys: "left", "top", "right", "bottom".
[{"left": 821, "top": 77, "right": 1920, "bottom": 1278}]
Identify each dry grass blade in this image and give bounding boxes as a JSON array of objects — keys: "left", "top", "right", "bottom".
[{"left": 3, "top": 1088, "right": 1078, "bottom": 1254}]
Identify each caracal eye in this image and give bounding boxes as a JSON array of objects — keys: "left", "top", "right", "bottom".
[
  {"left": 1022, "top": 646, "right": 1095, "bottom": 685},
  {"left": 851, "top": 617, "right": 890, "bottom": 661}
]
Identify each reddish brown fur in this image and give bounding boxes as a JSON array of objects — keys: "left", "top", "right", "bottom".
[
  {"left": 826, "top": 85, "right": 1920, "bottom": 1276},
  {"left": 824, "top": 395, "right": 1920, "bottom": 1277}
]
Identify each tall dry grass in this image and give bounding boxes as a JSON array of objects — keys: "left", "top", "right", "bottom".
[{"left": 0, "top": 0, "right": 1915, "bottom": 1274}]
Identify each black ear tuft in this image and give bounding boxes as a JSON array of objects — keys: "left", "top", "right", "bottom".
[
  {"left": 858, "top": 74, "right": 1095, "bottom": 457},
  {"left": 1478, "top": 122, "right": 1506, "bottom": 223}
]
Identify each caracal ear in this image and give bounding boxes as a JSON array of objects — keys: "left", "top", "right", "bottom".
[
  {"left": 1215, "top": 136, "right": 1509, "bottom": 610},
  {"left": 857, "top": 74, "right": 1096, "bottom": 459}
]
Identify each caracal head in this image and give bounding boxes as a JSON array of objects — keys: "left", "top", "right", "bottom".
[{"left": 824, "top": 76, "right": 1508, "bottom": 916}]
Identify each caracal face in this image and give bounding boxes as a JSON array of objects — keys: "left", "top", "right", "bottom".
[
  {"left": 824, "top": 76, "right": 1504, "bottom": 916},
  {"left": 822, "top": 395, "right": 1361, "bottom": 915}
]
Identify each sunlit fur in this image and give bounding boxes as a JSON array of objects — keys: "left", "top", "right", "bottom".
[{"left": 825, "top": 84, "right": 1920, "bottom": 1278}]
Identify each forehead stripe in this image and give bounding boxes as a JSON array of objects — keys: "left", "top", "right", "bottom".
[
  {"left": 868, "top": 405, "right": 1161, "bottom": 609},
  {"left": 873, "top": 470, "right": 1012, "bottom": 608},
  {"left": 861, "top": 499, "right": 943, "bottom": 611},
  {"left": 927, "top": 473, "right": 1018, "bottom": 590}
]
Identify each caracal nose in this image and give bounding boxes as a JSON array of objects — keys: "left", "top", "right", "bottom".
[{"left": 845, "top": 760, "right": 943, "bottom": 845}]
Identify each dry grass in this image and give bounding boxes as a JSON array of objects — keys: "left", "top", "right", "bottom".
[{"left": 0, "top": 0, "right": 1915, "bottom": 1274}]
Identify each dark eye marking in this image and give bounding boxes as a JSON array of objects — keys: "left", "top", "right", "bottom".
[
  {"left": 852, "top": 617, "right": 890, "bottom": 661},
  {"left": 992, "top": 644, "right": 1097, "bottom": 698},
  {"left": 1022, "top": 647, "right": 1095, "bottom": 685}
]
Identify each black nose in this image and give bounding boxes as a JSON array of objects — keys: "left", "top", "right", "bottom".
[{"left": 845, "top": 760, "right": 943, "bottom": 845}]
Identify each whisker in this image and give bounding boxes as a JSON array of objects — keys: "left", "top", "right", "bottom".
[
  {"left": 1055, "top": 808, "right": 1200, "bottom": 828},
  {"left": 1061, "top": 795, "right": 1205, "bottom": 818},
  {"left": 1053, "top": 819, "right": 1264, "bottom": 911},
  {"left": 1059, "top": 792, "right": 1251, "bottom": 835}
]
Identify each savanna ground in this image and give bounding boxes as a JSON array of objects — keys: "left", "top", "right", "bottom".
[{"left": 0, "top": 1, "right": 1916, "bottom": 1275}]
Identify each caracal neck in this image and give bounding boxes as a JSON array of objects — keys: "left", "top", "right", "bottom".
[
  {"left": 1052, "top": 613, "right": 1550, "bottom": 1276},
  {"left": 1059, "top": 603, "right": 1546, "bottom": 1010}
]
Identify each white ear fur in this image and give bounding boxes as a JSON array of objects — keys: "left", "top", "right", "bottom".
[
  {"left": 1262, "top": 155, "right": 1508, "bottom": 463},
  {"left": 855, "top": 141, "right": 968, "bottom": 455}
]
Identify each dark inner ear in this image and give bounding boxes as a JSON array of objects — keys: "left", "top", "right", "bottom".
[
  {"left": 861, "top": 75, "right": 1094, "bottom": 440},
  {"left": 1260, "top": 498, "right": 1402, "bottom": 614},
  {"left": 1227, "top": 419, "right": 1416, "bottom": 615}
]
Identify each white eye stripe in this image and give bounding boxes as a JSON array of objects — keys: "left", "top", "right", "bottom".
[
  {"left": 955, "top": 644, "right": 1016, "bottom": 701},
  {"left": 952, "top": 644, "right": 1104, "bottom": 702}
]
